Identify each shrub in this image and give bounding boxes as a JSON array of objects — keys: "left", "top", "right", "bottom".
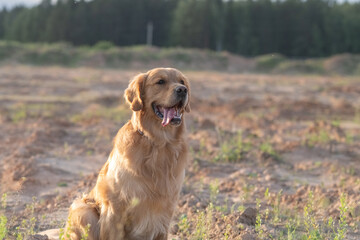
[
  {"left": 255, "top": 53, "right": 286, "bottom": 72},
  {"left": 93, "top": 41, "right": 116, "bottom": 50}
]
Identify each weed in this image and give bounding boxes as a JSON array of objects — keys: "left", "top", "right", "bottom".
[
  {"left": 0, "top": 193, "right": 7, "bottom": 240},
  {"left": 303, "top": 191, "right": 322, "bottom": 239},
  {"left": 334, "top": 193, "right": 348, "bottom": 240},
  {"left": 264, "top": 187, "right": 269, "bottom": 200},
  {"left": 273, "top": 190, "right": 283, "bottom": 224},
  {"left": 286, "top": 218, "right": 298, "bottom": 240},
  {"left": 260, "top": 141, "right": 280, "bottom": 161},
  {"left": 1, "top": 193, "right": 7, "bottom": 209},
  {"left": 214, "top": 131, "right": 250, "bottom": 163},
  {"left": 255, "top": 198, "right": 265, "bottom": 239},
  {"left": 60, "top": 213, "right": 73, "bottom": 240},
  {"left": 345, "top": 133, "right": 354, "bottom": 144},
  {"left": 57, "top": 182, "right": 68, "bottom": 187},
  {"left": 10, "top": 103, "right": 27, "bottom": 123},
  {"left": 0, "top": 215, "right": 7, "bottom": 240},
  {"left": 80, "top": 224, "right": 90, "bottom": 240},
  {"left": 354, "top": 108, "right": 360, "bottom": 124},
  {"left": 223, "top": 223, "right": 231, "bottom": 240},
  {"left": 178, "top": 214, "right": 190, "bottom": 237},
  {"left": 70, "top": 105, "right": 130, "bottom": 124},
  {"left": 331, "top": 119, "right": 340, "bottom": 127},
  {"left": 193, "top": 210, "right": 209, "bottom": 239},
  {"left": 304, "top": 128, "right": 332, "bottom": 147},
  {"left": 209, "top": 180, "right": 219, "bottom": 203}
]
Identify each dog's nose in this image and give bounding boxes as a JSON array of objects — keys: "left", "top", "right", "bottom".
[{"left": 175, "top": 86, "right": 187, "bottom": 97}]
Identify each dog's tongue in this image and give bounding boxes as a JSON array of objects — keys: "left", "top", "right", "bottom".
[{"left": 162, "top": 107, "right": 176, "bottom": 126}]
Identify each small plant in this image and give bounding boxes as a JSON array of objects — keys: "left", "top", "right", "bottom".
[
  {"left": 0, "top": 215, "right": 7, "bottom": 240},
  {"left": 334, "top": 193, "right": 348, "bottom": 240},
  {"left": 1, "top": 193, "right": 7, "bottom": 209},
  {"left": 214, "top": 131, "right": 250, "bottom": 163},
  {"left": 264, "top": 188, "right": 269, "bottom": 200},
  {"left": 60, "top": 214, "right": 73, "bottom": 240},
  {"left": 10, "top": 103, "right": 27, "bottom": 123},
  {"left": 178, "top": 214, "right": 190, "bottom": 237},
  {"left": 193, "top": 210, "right": 208, "bottom": 239},
  {"left": 255, "top": 198, "right": 265, "bottom": 239},
  {"left": 70, "top": 105, "right": 130, "bottom": 124},
  {"left": 354, "top": 108, "right": 360, "bottom": 124},
  {"left": 0, "top": 193, "right": 7, "bottom": 240},
  {"left": 286, "top": 217, "right": 299, "bottom": 240},
  {"left": 304, "top": 127, "right": 333, "bottom": 148},
  {"left": 260, "top": 141, "right": 280, "bottom": 161},
  {"left": 273, "top": 190, "right": 282, "bottom": 224},
  {"left": 209, "top": 180, "right": 219, "bottom": 203},
  {"left": 223, "top": 223, "right": 231, "bottom": 240},
  {"left": 303, "top": 191, "right": 322, "bottom": 239},
  {"left": 81, "top": 224, "right": 90, "bottom": 240},
  {"left": 345, "top": 133, "right": 354, "bottom": 144}
]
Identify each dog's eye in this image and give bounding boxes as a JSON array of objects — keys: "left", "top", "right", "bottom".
[
  {"left": 157, "top": 79, "right": 165, "bottom": 85},
  {"left": 180, "top": 80, "right": 185, "bottom": 85}
]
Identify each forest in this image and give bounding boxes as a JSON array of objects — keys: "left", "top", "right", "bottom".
[{"left": 0, "top": 0, "right": 359, "bottom": 57}]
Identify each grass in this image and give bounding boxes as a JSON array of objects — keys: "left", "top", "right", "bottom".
[
  {"left": 305, "top": 129, "right": 331, "bottom": 147},
  {"left": 302, "top": 120, "right": 348, "bottom": 149},
  {"left": 8, "top": 102, "right": 56, "bottom": 123},
  {"left": 260, "top": 141, "right": 281, "bottom": 161},
  {"left": 174, "top": 181, "right": 355, "bottom": 240},
  {"left": 255, "top": 198, "right": 264, "bottom": 239},
  {"left": 0, "top": 194, "right": 60, "bottom": 240},
  {"left": 213, "top": 131, "right": 252, "bottom": 163},
  {"left": 70, "top": 104, "right": 130, "bottom": 125},
  {"left": 0, "top": 194, "right": 7, "bottom": 240}
]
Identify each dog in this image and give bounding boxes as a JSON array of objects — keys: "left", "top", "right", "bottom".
[{"left": 65, "top": 68, "right": 190, "bottom": 240}]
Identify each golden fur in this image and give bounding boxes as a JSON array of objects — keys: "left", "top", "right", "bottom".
[{"left": 65, "top": 68, "right": 190, "bottom": 240}]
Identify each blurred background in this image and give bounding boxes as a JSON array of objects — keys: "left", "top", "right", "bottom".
[
  {"left": 0, "top": 0, "right": 359, "bottom": 57},
  {"left": 1, "top": 0, "right": 360, "bottom": 239},
  {"left": 0, "top": 0, "right": 358, "bottom": 74}
]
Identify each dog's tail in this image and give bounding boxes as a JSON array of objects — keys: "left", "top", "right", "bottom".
[{"left": 64, "top": 197, "right": 100, "bottom": 240}]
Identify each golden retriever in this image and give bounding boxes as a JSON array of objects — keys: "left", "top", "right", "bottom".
[{"left": 65, "top": 68, "right": 190, "bottom": 240}]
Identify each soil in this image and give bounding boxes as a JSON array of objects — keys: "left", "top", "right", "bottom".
[{"left": 0, "top": 65, "right": 360, "bottom": 239}]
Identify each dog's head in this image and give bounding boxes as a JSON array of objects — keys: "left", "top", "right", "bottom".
[{"left": 125, "top": 68, "right": 190, "bottom": 127}]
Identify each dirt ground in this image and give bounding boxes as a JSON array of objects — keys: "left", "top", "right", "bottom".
[{"left": 0, "top": 65, "right": 360, "bottom": 239}]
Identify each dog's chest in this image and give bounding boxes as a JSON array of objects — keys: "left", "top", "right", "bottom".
[{"left": 109, "top": 144, "right": 184, "bottom": 197}]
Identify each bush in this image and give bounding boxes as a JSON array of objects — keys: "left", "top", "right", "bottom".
[
  {"left": 0, "top": 41, "right": 23, "bottom": 60},
  {"left": 274, "top": 59, "right": 324, "bottom": 75},
  {"left": 324, "top": 54, "right": 360, "bottom": 75},
  {"left": 19, "top": 42, "right": 78, "bottom": 66},
  {"left": 93, "top": 41, "right": 116, "bottom": 50},
  {"left": 255, "top": 53, "right": 286, "bottom": 72}
]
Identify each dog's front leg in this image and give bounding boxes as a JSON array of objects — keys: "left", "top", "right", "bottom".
[{"left": 99, "top": 205, "right": 126, "bottom": 240}]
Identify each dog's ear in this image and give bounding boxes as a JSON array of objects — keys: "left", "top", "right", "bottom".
[
  {"left": 124, "top": 73, "right": 146, "bottom": 111},
  {"left": 184, "top": 78, "right": 191, "bottom": 113},
  {"left": 185, "top": 98, "right": 191, "bottom": 113}
]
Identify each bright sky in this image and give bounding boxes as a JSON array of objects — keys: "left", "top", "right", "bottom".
[
  {"left": 0, "top": 0, "right": 358, "bottom": 9},
  {"left": 0, "top": 0, "right": 43, "bottom": 9}
]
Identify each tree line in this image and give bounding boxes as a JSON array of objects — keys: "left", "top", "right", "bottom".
[{"left": 0, "top": 0, "right": 359, "bottom": 57}]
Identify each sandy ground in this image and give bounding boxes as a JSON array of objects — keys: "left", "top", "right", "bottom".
[{"left": 0, "top": 65, "right": 360, "bottom": 239}]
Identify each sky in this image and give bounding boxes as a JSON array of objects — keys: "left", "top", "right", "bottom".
[
  {"left": 0, "top": 0, "right": 43, "bottom": 9},
  {"left": 0, "top": 0, "right": 358, "bottom": 9}
]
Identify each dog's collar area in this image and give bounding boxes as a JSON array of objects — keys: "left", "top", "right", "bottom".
[{"left": 137, "top": 129, "right": 144, "bottom": 136}]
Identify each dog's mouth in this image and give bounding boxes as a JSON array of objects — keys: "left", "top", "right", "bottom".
[{"left": 152, "top": 101, "right": 183, "bottom": 127}]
